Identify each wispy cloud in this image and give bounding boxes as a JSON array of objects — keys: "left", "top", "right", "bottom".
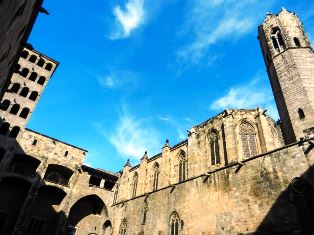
[
  {"left": 176, "top": 0, "right": 275, "bottom": 67},
  {"left": 109, "top": 113, "right": 161, "bottom": 160},
  {"left": 210, "top": 71, "right": 279, "bottom": 119},
  {"left": 110, "top": 0, "right": 145, "bottom": 40},
  {"left": 158, "top": 115, "right": 193, "bottom": 141},
  {"left": 97, "top": 70, "right": 138, "bottom": 90}
]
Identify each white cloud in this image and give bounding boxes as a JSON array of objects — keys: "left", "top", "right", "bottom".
[
  {"left": 176, "top": 0, "right": 275, "bottom": 66},
  {"left": 98, "top": 76, "right": 116, "bottom": 88},
  {"left": 110, "top": 0, "right": 145, "bottom": 40},
  {"left": 109, "top": 113, "right": 161, "bottom": 160},
  {"left": 210, "top": 72, "right": 279, "bottom": 120}
]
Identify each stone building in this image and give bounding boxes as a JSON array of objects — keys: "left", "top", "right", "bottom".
[
  {"left": 0, "top": 7, "right": 314, "bottom": 235},
  {"left": 0, "top": 0, "right": 47, "bottom": 97}
]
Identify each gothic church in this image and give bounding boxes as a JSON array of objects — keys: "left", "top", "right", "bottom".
[{"left": 0, "top": 7, "right": 314, "bottom": 235}]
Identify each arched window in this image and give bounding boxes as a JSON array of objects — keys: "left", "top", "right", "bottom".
[
  {"left": 119, "top": 219, "right": 127, "bottom": 235},
  {"left": 29, "top": 72, "right": 37, "bottom": 81},
  {"left": 20, "top": 87, "right": 29, "bottom": 97},
  {"left": 240, "top": 122, "right": 257, "bottom": 159},
  {"left": 0, "top": 122, "right": 10, "bottom": 135},
  {"left": 0, "top": 100, "right": 10, "bottom": 111},
  {"left": 170, "top": 212, "right": 181, "bottom": 235},
  {"left": 37, "top": 76, "right": 46, "bottom": 85},
  {"left": 132, "top": 172, "right": 138, "bottom": 197},
  {"left": 9, "top": 126, "right": 20, "bottom": 138},
  {"left": 37, "top": 58, "right": 45, "bottom": 67},
  {"left": 298, "top": 108, "right": 305, "bottom": 119},
  {"left": 153, "top": 163, "right": 159, "bottom": 191},
  {"left": 294, "top": 37, "right": 301, "bottom": 47},
  {"left": 19, "top": 107, "right": 30, "bottom": 119},
  {"left": 209, "top": 130, "right": 220, "bottom": 165},
  {"left": 10, "top": 104, "right": 20, "bottom": 115},
  {"left": 178, "top": 151, "right": 186, "bottom": 182},
  {"left": 29, "top": 55, "right": 37, "bottom": 63},
  {"left": 271, "top": 27, "right": 285, "bottom": 53},
  {"left": 20, "top": 68, "right": 29, "bottom": 77},
  {"left": 29, "top": 91, "right": 38, "bottom": 101},
  {"left": 11, "top": 83, "right": 20, "bottom": 93},
  {"left": 45, "top": 63, "right": 53, "bottom": 71},
  {"left": 21, "top": 50, "right": 29, "bottom": 59}
]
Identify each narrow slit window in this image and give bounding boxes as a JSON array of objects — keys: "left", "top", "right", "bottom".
[{"left": 298, "top": 108, "right": 305, "bottom": 119}]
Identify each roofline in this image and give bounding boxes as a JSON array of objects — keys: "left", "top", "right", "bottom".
[{"left": 25, "top": 128, "right": 88, "bottom": 152}]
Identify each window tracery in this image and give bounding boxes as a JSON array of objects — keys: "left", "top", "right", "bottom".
[{"left": 240, "top": 122, "right": 257, "bottom": 158}]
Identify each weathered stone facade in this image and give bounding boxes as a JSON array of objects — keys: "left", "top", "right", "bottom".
[{"left": 0, "top": 7, "right": 314, "bottom": 235}]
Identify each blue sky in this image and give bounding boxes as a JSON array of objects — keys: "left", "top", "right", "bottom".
[{"left": 27, "top": 0, "right": 314, "bottom": 172}]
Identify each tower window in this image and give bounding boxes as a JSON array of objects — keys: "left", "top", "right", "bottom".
[
  {"left": 20, "top": 68, "right": 29, "bottom": 77},
  {"left": 32, "top": 139, "right": 37, "bottom": 146},
  {"left": 240, "top": 122, "right": 257, "bottom": 158},
  {"left": 37, "top": 76, "right": 46, "bottom": 85},
  {"left": 271, "top": 27, "right": 285, "bottom": 53},
  {"left": 45, "top": 63, "right": 53, "bottom": 71},
  {"left": 11, "top": 83, "right": 20, "bottom": 93},
  {"left": 29, "top": 55, "right": 37, "bottom": 63},
  {"left": 298, "top": 108, "right": 305, "bottom": 119},
  {"left": 294, "top": 37, "right": 301, "bottom": 47},
  {"left": 21, "top": 50, "right": 29, "bottom": 59},
  {"left": 37, "top": 58, "right": 45, "bottom": 67},
  {"left": 9, "top": 126, "right": 20, "bottom": 138},
  {"left": 20, "top": 87, "right": 29, "bottom": 97},
  {"left": 0, "top": 100, "right": 10, "bottom": 111},
  {"left": 64, "top": 151, "right": 68, "bottom": 157},
  {"left": 209, "top": 130, "right": 220, "bottom": 165},
  {"left": 29, "top": 91, "right": 38, "bottom": 101},
  {"left": 10, "top": 104, "right": 20, "bottom": 115},
  {"left": 0, "top": 122, "right": 10, "bottom": 135},
  {"left": 19, "top": 107, "right": 30, "bottom": 119},
  {"left": 29, "top": 72, "right": 37, "bottom": 81}
]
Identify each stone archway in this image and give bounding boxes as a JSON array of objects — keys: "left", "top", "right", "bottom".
[{"left": 67, "top": 194, "right": 107, "bottom": 235}]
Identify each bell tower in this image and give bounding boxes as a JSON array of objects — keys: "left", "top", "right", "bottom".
[{"left": 258, "top": 8, "right": 314, "bottom": 144}]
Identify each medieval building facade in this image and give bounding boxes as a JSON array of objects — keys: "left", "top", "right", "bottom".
[{"left": 0, "top": 7, "right": 313, "bottom": 235}]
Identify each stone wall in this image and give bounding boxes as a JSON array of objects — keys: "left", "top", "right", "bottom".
[{"left": 110, "top": 139, "right": 314, "bottom": 235}]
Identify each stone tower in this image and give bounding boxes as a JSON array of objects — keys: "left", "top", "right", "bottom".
[
  {"left": 258, "top": 8, "right": 314, "bottom": 144},
  {"left": 0, "top": 46, "right": 58, "bottom": 137}
]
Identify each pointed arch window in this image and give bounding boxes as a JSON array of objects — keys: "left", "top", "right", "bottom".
[
  {"left": 240, "top": 122, "right": 257, "bottom": 158},
  {"left": 37, "top": 76, "right": 46, "bottom": 85},
  {"left": 45, "top": 63, "right": 53, "bottom": 71},
  {"left": 21, "top": 50, "right": 29, "bottom": 59},
  {"left": 29, "top": 55, "right": 37, "bottom": 63},
  {"left": 170, "top": 212, "right": 181, "bottom": 235},
  {"left": 113, "top": 184, "right": 119, "bottom": 204},
  {"left": 21, "top": 68, "right": 29, "bottom": 77},
  {"left": 9, "top": 126, "right": 20, "bottom": 138},
  {"left": 132, "top": 172, "right": 138, "bottom": 197},
  {"left": 178, "top": 151, "right": 187, "bottom": 182},
  {"left": 209, "top": 130, "right": 220, "bottom": 165},
  {"left": 271, "top": 27, "right": 286, "bottom": 53},
  {"left": 142, "top": 201, "right": 148, "bottom": 225},
  {"left": 119, "top": 219, "right": 127, "bottom": 235},
  {"left": 153, "top": 162, "right": 159, "bottom": 191}
]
